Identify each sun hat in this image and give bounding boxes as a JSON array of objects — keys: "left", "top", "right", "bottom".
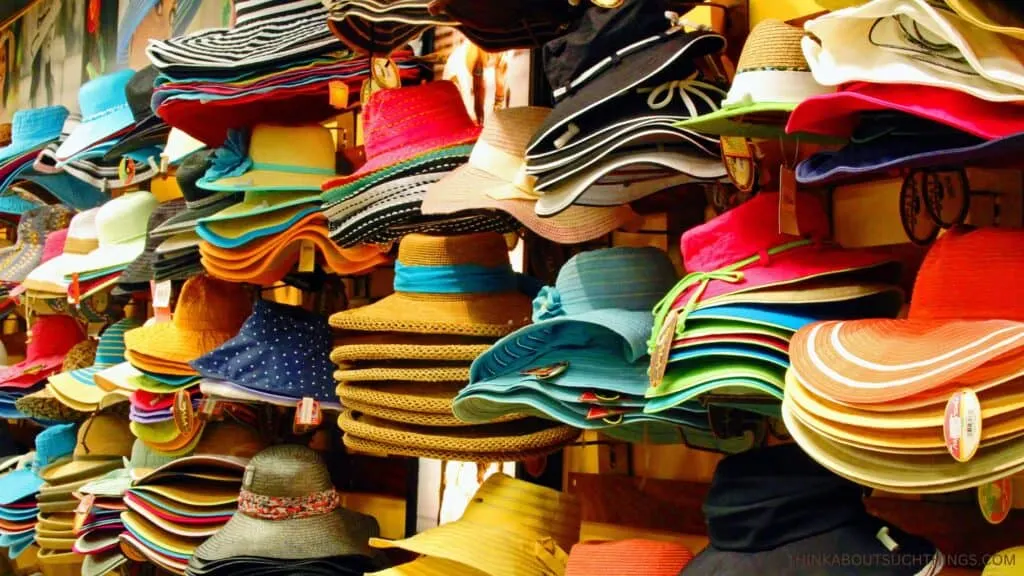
[
  {"left": 335, "top": 364, "right": 471, "bottom": 383},
  {"left": 191, "top": 300, "right": 336, "bottom": 402},
  {"left": 126, "top": 349, "right": 207, "bottom": 378},
  {"left": 150, "top": 150, "right": 242, "bottom": 239},
  {"left": 786, "top": 82, "right": 1024, "bottom": 141},
  {"left": 320, "top": 81, "right": 481, "bottom": 192},
  {"left": 189, "top": 444, "right": 380, "bottom": 563},
  {"left": 803, "top": 0, "right": 1024, "bottom": 103},
  {"left": 197, "top": 191, "right": 320, "bottom": 227},
  {"left": 15, "top": 387, "right": 89, "bottom": 423},
  {"left": 566, "top": 540, "right": 693, "bottom": 576},
  {"left": 55, "top": 70, "right": 137, "bottom": 161},
  {"left": 123, "top": 275, "right": 253, "bottom": 369},
  {"left": 0, "top": 205, "right": 74, "bottom": 283},
  {"left": 117, "top": 200, "right": 188, "bottom": 293},
  {"left": 39, "top": 411, "right": 134, "bottom": 485},
  {"left": 62, "top": 191, "right": 158, "bottom": 278},
  {"left": 945, "top": 0, "right": 1024, "bottom": 40},
  {"left": 128, "top": 421, "right": 266, "bottom": 484},
  {"left": 196, "top": 204, "right": 320, "bottom": 248},
  {"left": 330, "top": 232, "right": 535, "bottom": 337},
  {"left": 0, "top": 106, "right": 68, "bottom": 165},
  {"left": 163, "top": 129, "right": 206, "bottom": 167},
  {"left": 0, "top": 314, "right": 85, "bottom": 390},
  {"left": 331, "top": 333, "right": 493, "bottom": 364},
  {"left": 9, "top": 170, "right": 107, "bottom": 211},
  {"left": 145, "top": 0, "right": 344, "bottom": 71},
  {"left": 790, "top": 227, "right": 1024, "bottom": 406},
  {"left": 324, "top": 0, "right": 453, "bottom": 54},
  {"left": 197, "top": 125, "right": 337, "bottom": 193},
  {"left": 321, "top": 145, "right": 473, "bottom": 208},
  {"left": 0, "top": 424, "right": 76, "bottom": 506},
  {"left": 100, "top": 66, "right": 166, "bottom": 159},
  {"left": 681, "top": 444, "right": 939, "bottom": 575},
  {"left": 676, "top": 20, "right": 834, "bottom": 140},
  {"left": 420, "top": 107, "right": 640, "bottom": 244},
  {"left": 370, "top": 473, "right": 580, "bottom": 575},
  {"left": 336, "top": 381, "right": 469, "bottom": 419},
  {"left": 47, "top": 319, "right": 139, "bottom": 409},
  {"left": 22, "top": 207, "right": 99, "bottom": 294}
]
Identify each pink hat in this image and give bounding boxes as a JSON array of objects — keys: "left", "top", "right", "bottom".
[
  {"left": 785, "top": 82, "right": 1024, "bottom": 140},
  {"left": 0, "top": 314, "right": 85, "bottom": 389},
  {"left": 41, "top": 229, "right": 68, "bottom": 263}
]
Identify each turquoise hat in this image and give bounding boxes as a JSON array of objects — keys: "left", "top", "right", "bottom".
[
  {"left": 0, "top": 106, "right": 68, "bottom": 165},
  {"left": 56, "top": 71, "right": 137, "bottom": 160}
]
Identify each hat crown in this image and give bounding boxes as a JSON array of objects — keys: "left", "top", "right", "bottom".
[
  {"left": 26, "top": 313, "right": 83, "bottom": 361},
  {"left": 234, "top": 0, "right": 324, "bottom": 26},
  {"left": 397, "top": 232, "right": 513, "bottom": 269},
  {"left": 77, "top": 70, "right": 134, "bottom": 122},
  {"left": 94, "top": 319, "right": 137, "bottom": 367},
  {"left": 94, "top": 191, "right": 158, "bottom": 246},
  {"left": 176, "top": 149, "right": 220, "bottom": 205},
  {"left": 41, "top": 229, "right": 68, "bottom": 262},
  {"left": 735, "top": 20, "right": 809, "bottom": 74},
  {"left": 242, "top": 444, "right": 333, "bottom": 497},
  {"left": 477, "top": 107, "right": 552, "bottom": 161},
  {"left": 248, "top": 124, "right": 336, "bottom": 174},
  {"left": 549, "top": 247, "right": 678, "bottom": 315},
  {"left": 10, "top": 106, "right": 68, "bottom": 145},
  {"left": 74, "top": 411, "right": 134, "bottom": 458},
  {"left": 724, "top": 19, "right": 828, "bottom": 106},
  {"left": 461, "top": 474, "right": 581, "bottom": 554},
  {"left": 363, "top": 81, "right": 479, "bottom": 162},
  {"left": 126, "top": 67, "right": 158, "bottom": 121},
  {"left": 681, "top": 192, "right": 830, "bottom": 272},
  {"left": 67, "top": 208, "right": 100, "bottom": 241},
  {"left": 34, "top": 422, "right": 77, "bottom": 467},
  {"left": 174, "top": 275, "right": 253, "bottom": 332}
]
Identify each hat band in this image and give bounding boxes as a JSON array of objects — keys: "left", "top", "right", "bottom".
[
  {"left": 250, "top": 162, "right": 335, "bottom": 176},
  {"left": 238, "top": 487, "right": 341, "bottom": 521},
  {"left": 394, "top": 261, "right": 518, "bottom": 294},
  {"left": 469, "top": 140, "right": 539, "bottom": 201}
]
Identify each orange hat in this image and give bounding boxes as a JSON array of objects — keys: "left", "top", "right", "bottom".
[{"left": 566, "top": 540, "right": 694, "bottom": 576}]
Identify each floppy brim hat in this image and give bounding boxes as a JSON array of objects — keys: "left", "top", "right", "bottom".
[
  {"left": 123, "top": 319, "right": 238, "bottom": 369},
  {"left": 321, "top": 145, "right": 473, "bottom": 205},
  {"left": 63, "top": 236, "right": 147, "bottom": 277},
  {"left": 14, "top": 388, "right": 89, "bottom": 422},
  {"left": 0, "top": 469, "right": 44, "bottom": 506},
  {"left": 198, "top": 191, "right": 321, "bottom": 223},
  {"left": 39, "top": 456, "right": 124, "bottom": 487},
  {"left": 330, "top": 334, "right": 492, "bottom": 363},
  {"left": 196, "top": 204, "right": 320, "bottom": 249},
  {"left": 16, "top": 172, "right": 109, "bottom": 211},
  {"left": 199, "top": 379, "right": 343, "bottom": 410},
  {"left": 946, "top": 0, "right": 1024, "bottom": 40},
  {"left": 56, "top": 109, "right": 135, "bottom": 164},
  {"left": 335, "top": 381, "right": 464, "bottom": 415},
  {"left": 198, "top": 169, "right": 335, "bottom": 194}
]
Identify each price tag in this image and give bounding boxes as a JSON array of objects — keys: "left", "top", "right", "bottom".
[
  {"left": 648, "top": 309, "right": 680, "bottom": 389},
  {"left": 74, "top": 493, "right": 95, "bottom": 516},
  {"left": 778, "top": 166, "right": 800, "bottom": 236},
  {"left": 944, "top": 388, "right": 982, "bottom": 462},
  {"left": 293, "top": 397, "right": 322, "bottom": 434},
  {"left": 329, "top": 81, "right": 350, "bottom": 109},
  {"left": 152, "top": 280, "right": 172, "bottom": 323},
  {"left": 173, "top": 389, "right": 195, "bottom": 435},
  {"left": 720, "top": 136, "right": 757, "bottom": 193},
  {"left": 978, "top": 477, "right": 1012, "bottom": 525},
  {"left": 68, "top": 273, "right": 81, "bottom": 305},
  {"left": 298, "top": 240, "right": 316, "bottom": 273}
]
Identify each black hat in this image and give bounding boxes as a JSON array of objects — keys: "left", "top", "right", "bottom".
[
  {"left": 103, "top": 66, "right": 170, "bottom": 160},
  {"left": 117, "top": 199, "right": 188, "bottom": 294}
]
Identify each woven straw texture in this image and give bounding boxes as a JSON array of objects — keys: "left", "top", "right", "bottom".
[
  {"left": 341, "top": 398, "right": 479, "bottom": 427},
  {"left": 343, "top": 433, "right": 570, "bottom": 463},
  {"left": 339, "top": 411, "right": 579, "bottom": 453},
  {"left": 736, "top": 20, "right": 809, "bottom": 73},
  {"left": 15, "top": 388, "right": 89, "bottom": 422},
  {"left": 61, "top": 340, "right": 98, "bottom": 371},
  {"left": 330, "top": 339, "right": 492, "bottom": 363},
  {"left": 335, "top": 381, "right": 463, "bottom": 413},
  {"left": 335, "top": 365, "right": 471, "bottom": 383}
]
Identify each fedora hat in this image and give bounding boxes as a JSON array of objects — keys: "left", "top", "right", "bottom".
[
  {"left": 48, "top": 319, "right": 139, "bottom": 409},
  {"left": 0, "top": 314, "right": 85, "bottom": 390},
  {"left": 55, "top": 70, "right": 138, "bottom": 161},
  {"left": 39, "top": 412, "right": 134, "bottom": 485},
  {"left": 62, "top": 191, "right": 158, "bottom": 279},
  {"left": 198, "top": 125, "right": 337, "bottom": 193},
  {"left": 329, "top": 233, "right": 534, "bottom": 338},
  {"left": 370, "top": 473, "right": 580, "bottom": 576},
  {"left": 0, "top": 106, "right": 68, "bottom": 166}
]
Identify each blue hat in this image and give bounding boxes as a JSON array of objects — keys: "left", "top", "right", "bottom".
[
  {"left": 0, "top": 106, "right": 69, "bottom": 166},
  {"left": 0, "top": 422, "right": 76, "bottom": 506},
  {"left": 191, "top": 300, "right": 335, "bottom": 402},
  {"left": 470, "top": 247, "right": 678, "bottom": 383},
  {"left": 56, "top": 71, "right": 137, "bottom": 161},
  {"left": 14, "top": 171, "right": 108, "bottom": 210}
]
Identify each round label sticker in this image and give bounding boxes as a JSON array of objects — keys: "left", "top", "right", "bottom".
[
  {"left": 944, "top": 388, "right": 982, "bottom": 462},
  {"left": 900, "top": 170, "right": 940, "bottom": 245},
  {"left": 978, "top": 477, "right": 1012, "bottom": 525},
  {"left": 371, "top": 58, "right": 400, "bottom": 89}
]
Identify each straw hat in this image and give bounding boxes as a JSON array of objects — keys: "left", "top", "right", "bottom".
[
  {"left": 49, "top": 319, "right": 137, "bottom": 409},
  {"left": 190, "top": 445, "right": 380, "bottom": 563},
  {"left": 123, "top": 275, "right": 253, "bottom": 367},
  {"left": 371, "top": 473, "right": 581, "bottom": 576},
  {"left": 40, "top": 411, "right": 134, "bottom": 485},
  {"left": 330, "top": 333, "right": 493, "bottom": 364},
  {"left": 335, "top": 364, "right": 471, "bottom": 383},
  {"left": 337, "top": 381, "right": 522, "bottom": 427},
  {"left": 329, "top": 233, "right": 533, "bottom": 337},
  {"left": 15, "top": 387, "right": 89, "bottom": 423},
  {"left": 566, "top": 540, "right": 693, "bottom": 576},
  {"left": 198, "top": 125, "right": 337, "bottom": 193}
]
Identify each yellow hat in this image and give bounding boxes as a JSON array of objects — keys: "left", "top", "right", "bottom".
[
  {"left": 40, "top": 411, "right": 134, "bottom": 485},
  {"left": 983, "top": 547, "right": 1024, "bottom": 575},
  {"left": 197, "top": 124, "right": 337, "bottom": 192}
]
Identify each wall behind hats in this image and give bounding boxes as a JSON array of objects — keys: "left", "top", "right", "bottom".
[{"left": 0, "top": 0, "right": 228, "bottom": 122}]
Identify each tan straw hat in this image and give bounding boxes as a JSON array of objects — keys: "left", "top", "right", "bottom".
[
  {"left": 370, "top": 473, "right": 581, "bottom": 576},
  {"left": 330, "top": 333, "right": 493, "bottom": 364},
  {"left": 329, "top": 233, "right": 532, "bottom": 338},
  {"left": 337, "top": 381, "right": 522, "bottom": 427},
  {"left": 40, "top": 411, "right": 134, "bottom": 485},
  {"left": 335, "top": 364, "right": 471, "bottom": 383}
]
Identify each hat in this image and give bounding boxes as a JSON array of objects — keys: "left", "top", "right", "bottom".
[
  {"left": 150, "top": 151, "right": 242, "bottom": 239},
  {"left": 329, "top": 233, "right": 533, "bottom": 337},
  {"left": 22, "top": 207, "right": 101, "bottom": 294},
  {"left": 786, "top": 82, "right": 1024, "bottom": 141},
  {"left": 324, "top": 0, "right": 453, "bottom": 54},
  {"left": 145, "top": 0, "right": 344, "bottom": 71},
  {"left": 566, "top": 540, "right": 693, "bottom": 576},
  {"left": 198, "top": 125, "right": 337, "bottom": 193},
  {"left": 48, "top": 319, "right": 139, "bottom": 408},
  {"left": 62, "top": 191, "right": 159, "bottom": 278},
  {"left": 40, "top": 412, "right": 134, "bottom": 485},
  {"left": 337, "top": 381, "right": 490, "bottom": 427},
  {"left": 117, "top": 200, "right": 188, "bottom": 292},
  {"left": 803, "top": 0, "right": 1024, "bottom": 103},
  {"left": 330, "top": 333, "right": 492, "bottom": 364},
  {"left": 984, "top": 547, "right": 1024, "bottom": 575},
  {"left": 0, "top": 106, "right": 68, "bottom": 165},
  {"left": 421, "top": 107, "right": 640, "bottom": 243},
  {"left": 14, "top": 388, "right": 89, "bottom": 423},
  {"left": 676, "top": 20, "right": 833, "bottom": 139},
  {"left": 682, "top": 444, "right": 938, "bottom": 575},
  {"left": 946, "top": 0, "right": 1024, "bottom": 40},
  {"left": 196, "top": 203, "right": 320, "bottom": 248},
  {"left": 191, "top": 300, "right": 336, "bottom": 402},
  {"left": 101, "top": 67, "right": 166, "bottom": 160},
  {"left": 0, "top": 423, "right": 76, "bottom": 505},
  {"left": 128, "top": 421, "right": 266, "bottom": 484},
  {"left": 321, "top": 145, "right": 474, "bottom": 208},
  {"left": 790, "top": 227, "right": 1024, "bottom": 405},
  {"left": 370, "top": 473, "right": 580, "bottom": 576},
  {"left": 190, "top": 444, "right": 380, "bottom": 563},
  {"left": 320, "top": 81, "right": 481, "bottom": 192},
  {"left": 0, "top": 315, "right": 85, "bottom": 389},
  {"left": 55, "top": 71, "right": 137, "bottom": 160},
  {"left": 10, "top": 170, "right": 107, "bottom": 211},
  {"left": 163, "top": 129, "right": 205, "bottom": 166},
  {"left": 124, "top": 275, "right": 253, "bottom": 368},
  {"left": 0, "top": 205, "right": 74, "bottom": 283}
]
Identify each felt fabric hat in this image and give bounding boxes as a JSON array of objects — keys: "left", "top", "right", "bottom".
[
  {"left": 39, "top": 412, "right": 134, "bottom": 485},
  {"left": 191, "top": 300, "right": 336, "bottom": 402},
  {"left": 330, "top": 233, "right": 534, "bottom": 337},
  {"left": 803, "top": 0, "right": 1024, "bottom": 103},
  {"left": 790, "top": 227, "right": 1024, "bottom": 406},
  {"left": 55, "top": 71, "right": 137, "bottom": 161},
  {"left": 421, "top": 106, "right": 640, "bottom": 243},
  {"left": 150, "top": 151, "right": 241, "bottom": 239},
  {"left": 124, "top": 276, "right": 253, "bottom": 369},
  {"left": 0, "top": 315, "right": 85, "bottom": 390},
  {"left": 48, "top": 319, "right": 139, "bottom": 409},
  {"left": 565, "top": 540, "right": 693, "bottom": 576},
  {"left": 676, "top": 20, "right": 833, "bottom": 139},
  {"left": 145, "top": 0, "right": 344, "bottom": 72},
  {"left": 198, "top": 125, "right": 337, "bottom": 193},
  {"left": 0, "top": 106, "right": 68, "bottom": 165},
  {"left": 117, "top": 199, "right": 187, "bottom": 292},
  {"left": 370, "top": 473, "right": 581, "bottom": 576},
  {"left": 190, "top": 444, "right": 380, "bottom": 563},
  {"left": 62, "top": 191, "right": 159, "bottom": 278},
  {"left": 0, "top": 205, "right": 74, "bottom": 283},
  {"left": 681, "top": 444, "right": 939, "bottom": 575}
]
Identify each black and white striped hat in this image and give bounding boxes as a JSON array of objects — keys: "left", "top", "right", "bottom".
[{"left": 145, "top": 0, "right": 346, "bottom": 72}]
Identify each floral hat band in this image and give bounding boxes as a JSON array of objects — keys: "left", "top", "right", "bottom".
[{"left": 238, "top": 487, "right": 342, "bottom": 521}]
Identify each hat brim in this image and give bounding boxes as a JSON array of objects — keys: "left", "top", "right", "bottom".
[
  {"left": 947, "top": 0, "right": 1024, "bottom": 40},
  {"left": 198, "top": 378, "right": 342, "bottom": 410},
  {"left": 0, "top": 469, "right": 44, "bottom": 506},
  {"left": 321, "top": 145, "right": 474, "bottom": 204},
  {"left": 198, "top": 170, "right": 333, "bottom": 193},
  {"left": 39, "top": 457, "right": 123, "bottom": 486},
  {"left": 330, "top": 335, "right": 492, "bottom": 364},
  {"left": 150, "top": 196, "right": 242, "bottom": 239},
  {"left": 124, "top": 323, "right": 234, "bottom": 367},
  {"left": 335, "top": 381, "right": 463, "bottom": 415},
  {"left": 63, "top": 237, "right": 147, "bottom": 277},
  {"left": 199, "top": 192, "right": 320, "bottom": 223},
  {"left": 48, "top": 367, "right": 106, "bottom": 405},
  {"left": 0, "top": 355, "right": 66, "bottom": 388},
  {"left": 675, "top": 103, "right": 833, "bottom": 140},
  {"left": 334, "top": 365, "right": 470, "bottom": 383},
  {"left": 128, "top": 482, "right": 240, "bottom": 508},
  {"left": 55, "top": 106, "right": 137, "bottom": 161},
  {"left": 196, "top": 205, "right": 320, "bottom": 248}
]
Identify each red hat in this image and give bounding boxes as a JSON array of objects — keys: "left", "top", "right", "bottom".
[
  {"left": 0, "top": 314, "right": 85, "bottom": 389},
  {"left": 321, "top": 81, "right": 481, "bottom": 190},
  {"left": 565, "top": 540, "right": 694, "bottom": 576},
  {"left": 791, "top": 227, "right": 1024, "bottom": 405},
  {"left": 785, "top": 82, "right": 1024, "bottom": 141},
  {"left": 41, "top": 229, "right": 68, "bottom": 263}
]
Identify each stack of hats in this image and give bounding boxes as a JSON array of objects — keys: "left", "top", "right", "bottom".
[
  {"left": 0, "top": 423, "right": 76, "bottom": 560},
  {"left": 143, "top": 0, "right": 421, "bottom": 147},
  {"left": 192, "top": 299, "right": 341, "bottom": 409},
  {"left": 370, "top": 473, "right": 581, "bottom": 575},
  {"left": 0, "top": 204, "right": 74, "bottom": 286},
  {"left": 22, "top": 207, "right": 101, "bottom": 299},
  {"left": 320, "top": 82, "right": 520, "bottom": 248},
  {"left": 0, "top": 315, "right": 86, "bottom": 419},
  {"left": 332, "top": 232, "right": 581, "bottom": 461},
  {"left": 121, "top": 275, "right": 253, "bottom": 454},
  {"left": 99, "top": 66, "right": 171, "bottom": 164},
  {"left": 35, "top": 411, "right": 134, "bottom": 574},
  {"left": 523, "top": 3, "right": 730, "bottom": 216},
  {"left": 15, "top": 339, "right": 96, "bottom": 424},
  {"left": 122, "top": 422, "right": 269, "bottom": 574},
  {"left": 681, "top": 444, "right": 939, "bottom": 576},
  {"left": 186, "top": 445, "right": 382, "bottom": 576},
  {"left": 786, "top": 226, "right": 1024, "bottom": 494},
  {"left": 193, "top": 125, "right": 389, "bottom": 285},
  {"left": 456, "top": 247, "right": 718, "bottom": 445},
  {"left": 74, "top": 468, "right": 132, "bottom": 576},
  {"left": 47, "top": 319, "right": 139, "bottom": 413},
  {"left": 643, "top": 192, "right": 905, "bottom": 428},
  {"left": 116, "top": 197, "right": 196, "bottom": 295}
]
